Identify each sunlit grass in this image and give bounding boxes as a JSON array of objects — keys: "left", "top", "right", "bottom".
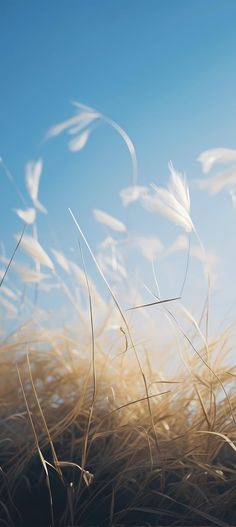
[{"left": 1, "top": 106, "right": 236, "bottom": 526}]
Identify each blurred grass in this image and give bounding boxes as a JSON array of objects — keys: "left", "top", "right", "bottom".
[{"left": 1, "top": 108, "right": 236, "bottom": 526}]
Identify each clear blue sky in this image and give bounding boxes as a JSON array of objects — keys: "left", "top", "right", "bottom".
[{"left": 1, "top": 0, "right": 236, "bottom": 323}]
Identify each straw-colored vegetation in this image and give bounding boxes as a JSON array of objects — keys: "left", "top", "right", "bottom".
[{"left": 1, "top": 106, "right": 236, "bottom": 526}]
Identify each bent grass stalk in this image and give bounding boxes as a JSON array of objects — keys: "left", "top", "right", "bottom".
[{"left": 69, "top": 208, "right": 161, "bottom": 458}]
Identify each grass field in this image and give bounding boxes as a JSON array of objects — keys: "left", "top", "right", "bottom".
[{"left": 1, "top": 107, "right": 236, "bottom": 527}]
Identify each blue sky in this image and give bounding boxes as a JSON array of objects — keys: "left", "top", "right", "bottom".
[{"left": 1, "top": 0, "right": 236, "bottom": 324}]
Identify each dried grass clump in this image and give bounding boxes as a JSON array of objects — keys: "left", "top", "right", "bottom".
[
  {"left": 2, "top": 106, "right": 236, "bottom": 526},
  {"left": 1, "top": 319, "right": 236, "bottom": 527}
]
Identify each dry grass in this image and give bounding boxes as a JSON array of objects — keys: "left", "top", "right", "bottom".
[
  {"left": 1, "top": 317, "right": 236, "bottom": 526},
  {"left": 1, "top": 108, "right": 236, "bottom": 526}
]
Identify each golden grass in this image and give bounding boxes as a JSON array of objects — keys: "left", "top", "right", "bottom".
[
  {"left": 1, "top": 108, "right": 236, "bottom": 526},
  {"left": 1, "top": 317, "right": 236, "bottom": 526}
]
